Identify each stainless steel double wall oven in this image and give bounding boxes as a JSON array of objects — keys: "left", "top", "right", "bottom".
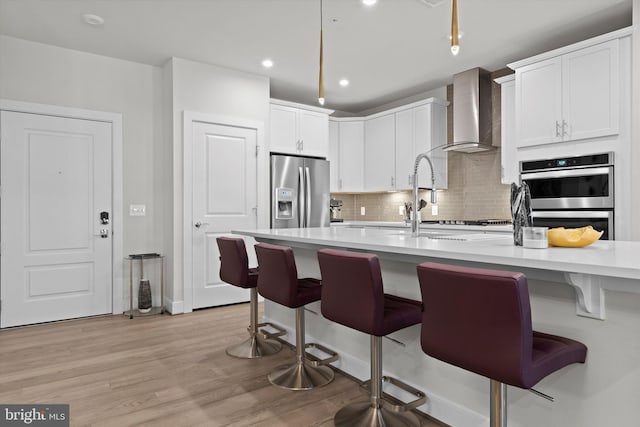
[{"left": 520, "top": 152, "right": 614, "bottom": 240}]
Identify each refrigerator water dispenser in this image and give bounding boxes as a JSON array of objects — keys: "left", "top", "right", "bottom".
[{"left": 275, "top": 187, "right": 295, "bottom": 220}]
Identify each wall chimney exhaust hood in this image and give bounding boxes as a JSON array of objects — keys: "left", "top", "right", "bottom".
[{"left": 444, "top": 67, "right": 494, "bottom": 153}]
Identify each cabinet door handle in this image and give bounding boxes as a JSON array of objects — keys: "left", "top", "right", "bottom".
[
  {"left": 339, "top": 178, "right": 343, "bottom": 190},
  {"left": 562, "top": 120, "right": 568, "bottom": 137},
  {"left": 391, "top": 176, "right": 395, "bottom": 187},
  {"left": 555, "top": 120, "right": 561, "bottom": 137},
  {"left": 300, "top": 139, "right": 304, "bottom": 151},
  {"left": 408, "top": 174, "right": 412, "bottom": 186}
]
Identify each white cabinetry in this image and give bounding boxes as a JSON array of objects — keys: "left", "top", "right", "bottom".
[
  {"left": 395, "top": 101, "right": 448, "bottom": 190},
  {"left": 364, "top": 114, "right": 395, "bottom": 191},
  {"left": 269, "top": 100, "right": 333, "bottom": 157},
  {"left": 328, "top": 120, "right": 340, "bottom": 191},
  {"left": 513, "top": 39, "right": 619, "bottom": 148},
  {"left": 495, "top": 74, "right": 518, "bottom": 185},
  {"left": 328, "top": 98, "right": 447, "bottom": 193},
  {"left": 328, "top": 119, "right": 364, "bottom": 192}
]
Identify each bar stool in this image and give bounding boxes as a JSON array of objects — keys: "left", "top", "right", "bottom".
[
  {"left": 254, "top": 242, "right": 338, "bottom": 390},
  {"left": 216, "top": 237, "right": 284, "bottom": 359},
  {"left": 416, "top": 262, "right": 588, "bottom": 427},
  {"left": 317, "top": 248, "right": 426, "bottom": 427}
]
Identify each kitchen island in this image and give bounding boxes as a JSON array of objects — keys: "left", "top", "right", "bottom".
[{"left": 234, "top": 227, "right": 640, "bottom": 427}]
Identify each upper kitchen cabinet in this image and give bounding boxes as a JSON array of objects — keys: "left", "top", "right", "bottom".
[
  {"left": 328, "top": 120, "right": 340, "bottom": 191},
  {"left": 269, "top": 99, "right": 333, "bottom": 157},
  {"left": 495, "top": 74, "right": 518, "bottom": 185},
  {"left": 364, "top": 114, "right": 396, "bottom": 191},
  {"left": 395, "top": 100, "right": 448, "bottom": 190},
  {"left": 328, "top": 118, "right": 364, "bottom": 193},
  {"left": 511, "top": 34, "right": 623, "bottom": 148}
]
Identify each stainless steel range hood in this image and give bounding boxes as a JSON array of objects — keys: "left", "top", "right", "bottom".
[{"left": 444, "top": 67, "right": 495, "bottom": 153}]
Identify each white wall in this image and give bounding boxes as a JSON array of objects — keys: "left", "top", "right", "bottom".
[
  {"left": 632, "top": 0, "right": 640, "bottom": 241},
  {"left": 0, "top": 35, "right": 165, "bottom": 269},
  {"left": 164, "top": 57, "right": 270, "bottom": 311}
]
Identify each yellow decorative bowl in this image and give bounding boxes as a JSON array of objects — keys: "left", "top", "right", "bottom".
[{"left": 547, "top": 226, "right": 603, "bottom": 248}]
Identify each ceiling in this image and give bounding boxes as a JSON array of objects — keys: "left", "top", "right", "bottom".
[{"left": 0, "top": 0, "right": 632, "bottom": 114}]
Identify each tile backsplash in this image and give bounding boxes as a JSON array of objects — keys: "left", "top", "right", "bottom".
[{"left": 332, "top": 149, "right": 511, "bottom": 222}]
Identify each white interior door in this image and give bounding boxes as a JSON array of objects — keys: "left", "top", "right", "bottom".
[
  {"left": 1, "top": 111, "right": 112, "bottom": 328},
  {"left": 191, "top": 121, "right": 258, "bottom": 309}
]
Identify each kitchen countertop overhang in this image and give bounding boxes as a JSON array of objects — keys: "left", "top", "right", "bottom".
[{"left": 234, "top": 226, "right": 640, "bottom": 320}]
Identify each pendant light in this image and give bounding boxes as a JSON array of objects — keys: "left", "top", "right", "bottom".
[
  {"left": 450, "top": 0, "right": 460, "bottom": 55},
  {"left": 318, "top": 0, "right": 325, "bottom": 106}
]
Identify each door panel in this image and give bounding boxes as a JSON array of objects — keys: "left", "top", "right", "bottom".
[
  {"left": 271, "top": 154, "right": 303, "bottom": 228},
  {"left": 29, "top": 133, "right": 91, "bottom": 250},
  {"left": 305, "top": 158, "right": 330, "bottom": 227},
  {"left": 1, "top": 111, "right": 112, "bottom": 328},
  {"left": 192, "top": 121, "right": 258, "bottom": 309}
]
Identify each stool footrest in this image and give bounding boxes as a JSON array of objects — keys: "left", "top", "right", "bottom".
[
  {"left": 304, "top": 343, "right": 339, "bottom": 367},
  {"left": 359, "top": 377, "right": 427, "bottom": 413},
  {"left": 257, "top": 322, "right": 286, "bottom": 339}
]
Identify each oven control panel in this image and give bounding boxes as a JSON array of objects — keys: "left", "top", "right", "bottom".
[{"left": 521, "top": 152, "right": 612, "bottom": 172}]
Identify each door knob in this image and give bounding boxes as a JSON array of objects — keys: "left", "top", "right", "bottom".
[
  {"left": 95, "top": 229, "right": 109, "bottom": 238},
  {"left": 194, "top": 221, "right": 210, "bottom": 228}
]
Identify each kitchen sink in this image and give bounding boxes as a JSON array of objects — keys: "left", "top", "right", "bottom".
[
  {"left": 391, "top": 231, "right": 510, "bottom": 241},
  {"left": 422, "top": 233, "right": 511, "bottom": 241}
]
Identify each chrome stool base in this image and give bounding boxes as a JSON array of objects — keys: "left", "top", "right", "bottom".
[
  {"left": 225, "top": 334, "right": 282, "bottom": 359},
  {"left": 268, "top": 361, "right": 334, "bottom": 390},
  {"left": 266, "top": 306, "right": 337, "bottom": 390},
  {"left": 225, "top": 288, "right": 285, "bottom": 359},
  {"left": 334, "top": 401, "right": 421, "bottom": 427}
]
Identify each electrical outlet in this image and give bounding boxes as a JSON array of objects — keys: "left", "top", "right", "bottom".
[
  {"left": 399, "top": 205, "right": 405, "bottom": 216},
  {"left": 360, "top": 206, "right": 366, "bottom": 216},
  {"left": 432, "top": 205, "right": 439, "bottom": 216}
]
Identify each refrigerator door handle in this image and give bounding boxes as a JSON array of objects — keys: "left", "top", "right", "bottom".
[
  {"left": 298, "top": 166, "right": 305, "bottom": 227},
  {"left": 305, "top": 166, "right": 311, "bottom": 228}
]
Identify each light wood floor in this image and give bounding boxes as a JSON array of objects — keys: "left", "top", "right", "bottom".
[{"left": 0, "top": 304, "right": 446, "bottom": 427}]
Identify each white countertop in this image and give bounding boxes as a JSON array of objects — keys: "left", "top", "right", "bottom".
[{"left": 235, "top": 226, "right": 639, "bottom": 281}]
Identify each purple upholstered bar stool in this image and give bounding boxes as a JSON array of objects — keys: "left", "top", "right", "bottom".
[
  {"left": 254, "top": 242, "right": 338, "bottom": 390},
  {"left": 318, "top": 248, "right": 426, "bottom": 427},
  {"left": 216, "top": 237, "right": 284, "bottom": 359},
  {"left": 416, "top": 262, "right": 588, "bottom": 427}
]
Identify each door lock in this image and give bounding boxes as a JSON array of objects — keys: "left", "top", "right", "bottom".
[
  {"left": 100, "top": 211, "right": 110, "bottom": 225},
  {"left": 96, "top": 229, "right": 109, "bottom": 238}
]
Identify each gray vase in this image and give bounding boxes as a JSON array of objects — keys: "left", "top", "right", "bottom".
[
  {"left": 511, "top": 182, "right": 532, "bottom": 246},
  {"left": 138, "top": 279, "right": 152, "bottom": 313}
]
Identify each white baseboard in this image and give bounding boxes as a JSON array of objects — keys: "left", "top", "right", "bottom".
[{"left": 165, "top": 298, "right": 184, "bottom": 315}]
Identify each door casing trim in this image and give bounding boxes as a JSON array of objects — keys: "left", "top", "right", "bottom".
[{"left": 0, "top": 99, "right": 124, "bottom": 316}]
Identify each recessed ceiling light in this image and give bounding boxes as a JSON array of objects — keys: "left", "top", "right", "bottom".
[
  {"left": 83, "top": 14, "right": 104, "bottom": 26},
  {"left": 261, "top": 59, "right": 274, "bottom": 68},
  {"left": 339, "top": 79, "right": 350, "bottom": 87},
  {"left": 362, "top": 0, "right": 377, "bottom": 6}
]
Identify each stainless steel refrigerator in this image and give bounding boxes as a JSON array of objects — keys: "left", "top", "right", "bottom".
[{"left": 271, "top": 154, "right": 330, "bottom": 228}]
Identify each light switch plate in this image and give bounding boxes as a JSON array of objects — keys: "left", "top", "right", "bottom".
[
  {"left": 360, "top": 206, "right": 366, "bottom": 216},
  {"left": 432, "top": 205, "right": 439, "bottom": 216},
  {"left": 130, "top": 204, "right": 146, "bottom": 216}
]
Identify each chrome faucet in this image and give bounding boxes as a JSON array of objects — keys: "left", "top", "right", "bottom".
[{"left": 412, "top": 152, "right": 437, "bottom": 237}]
